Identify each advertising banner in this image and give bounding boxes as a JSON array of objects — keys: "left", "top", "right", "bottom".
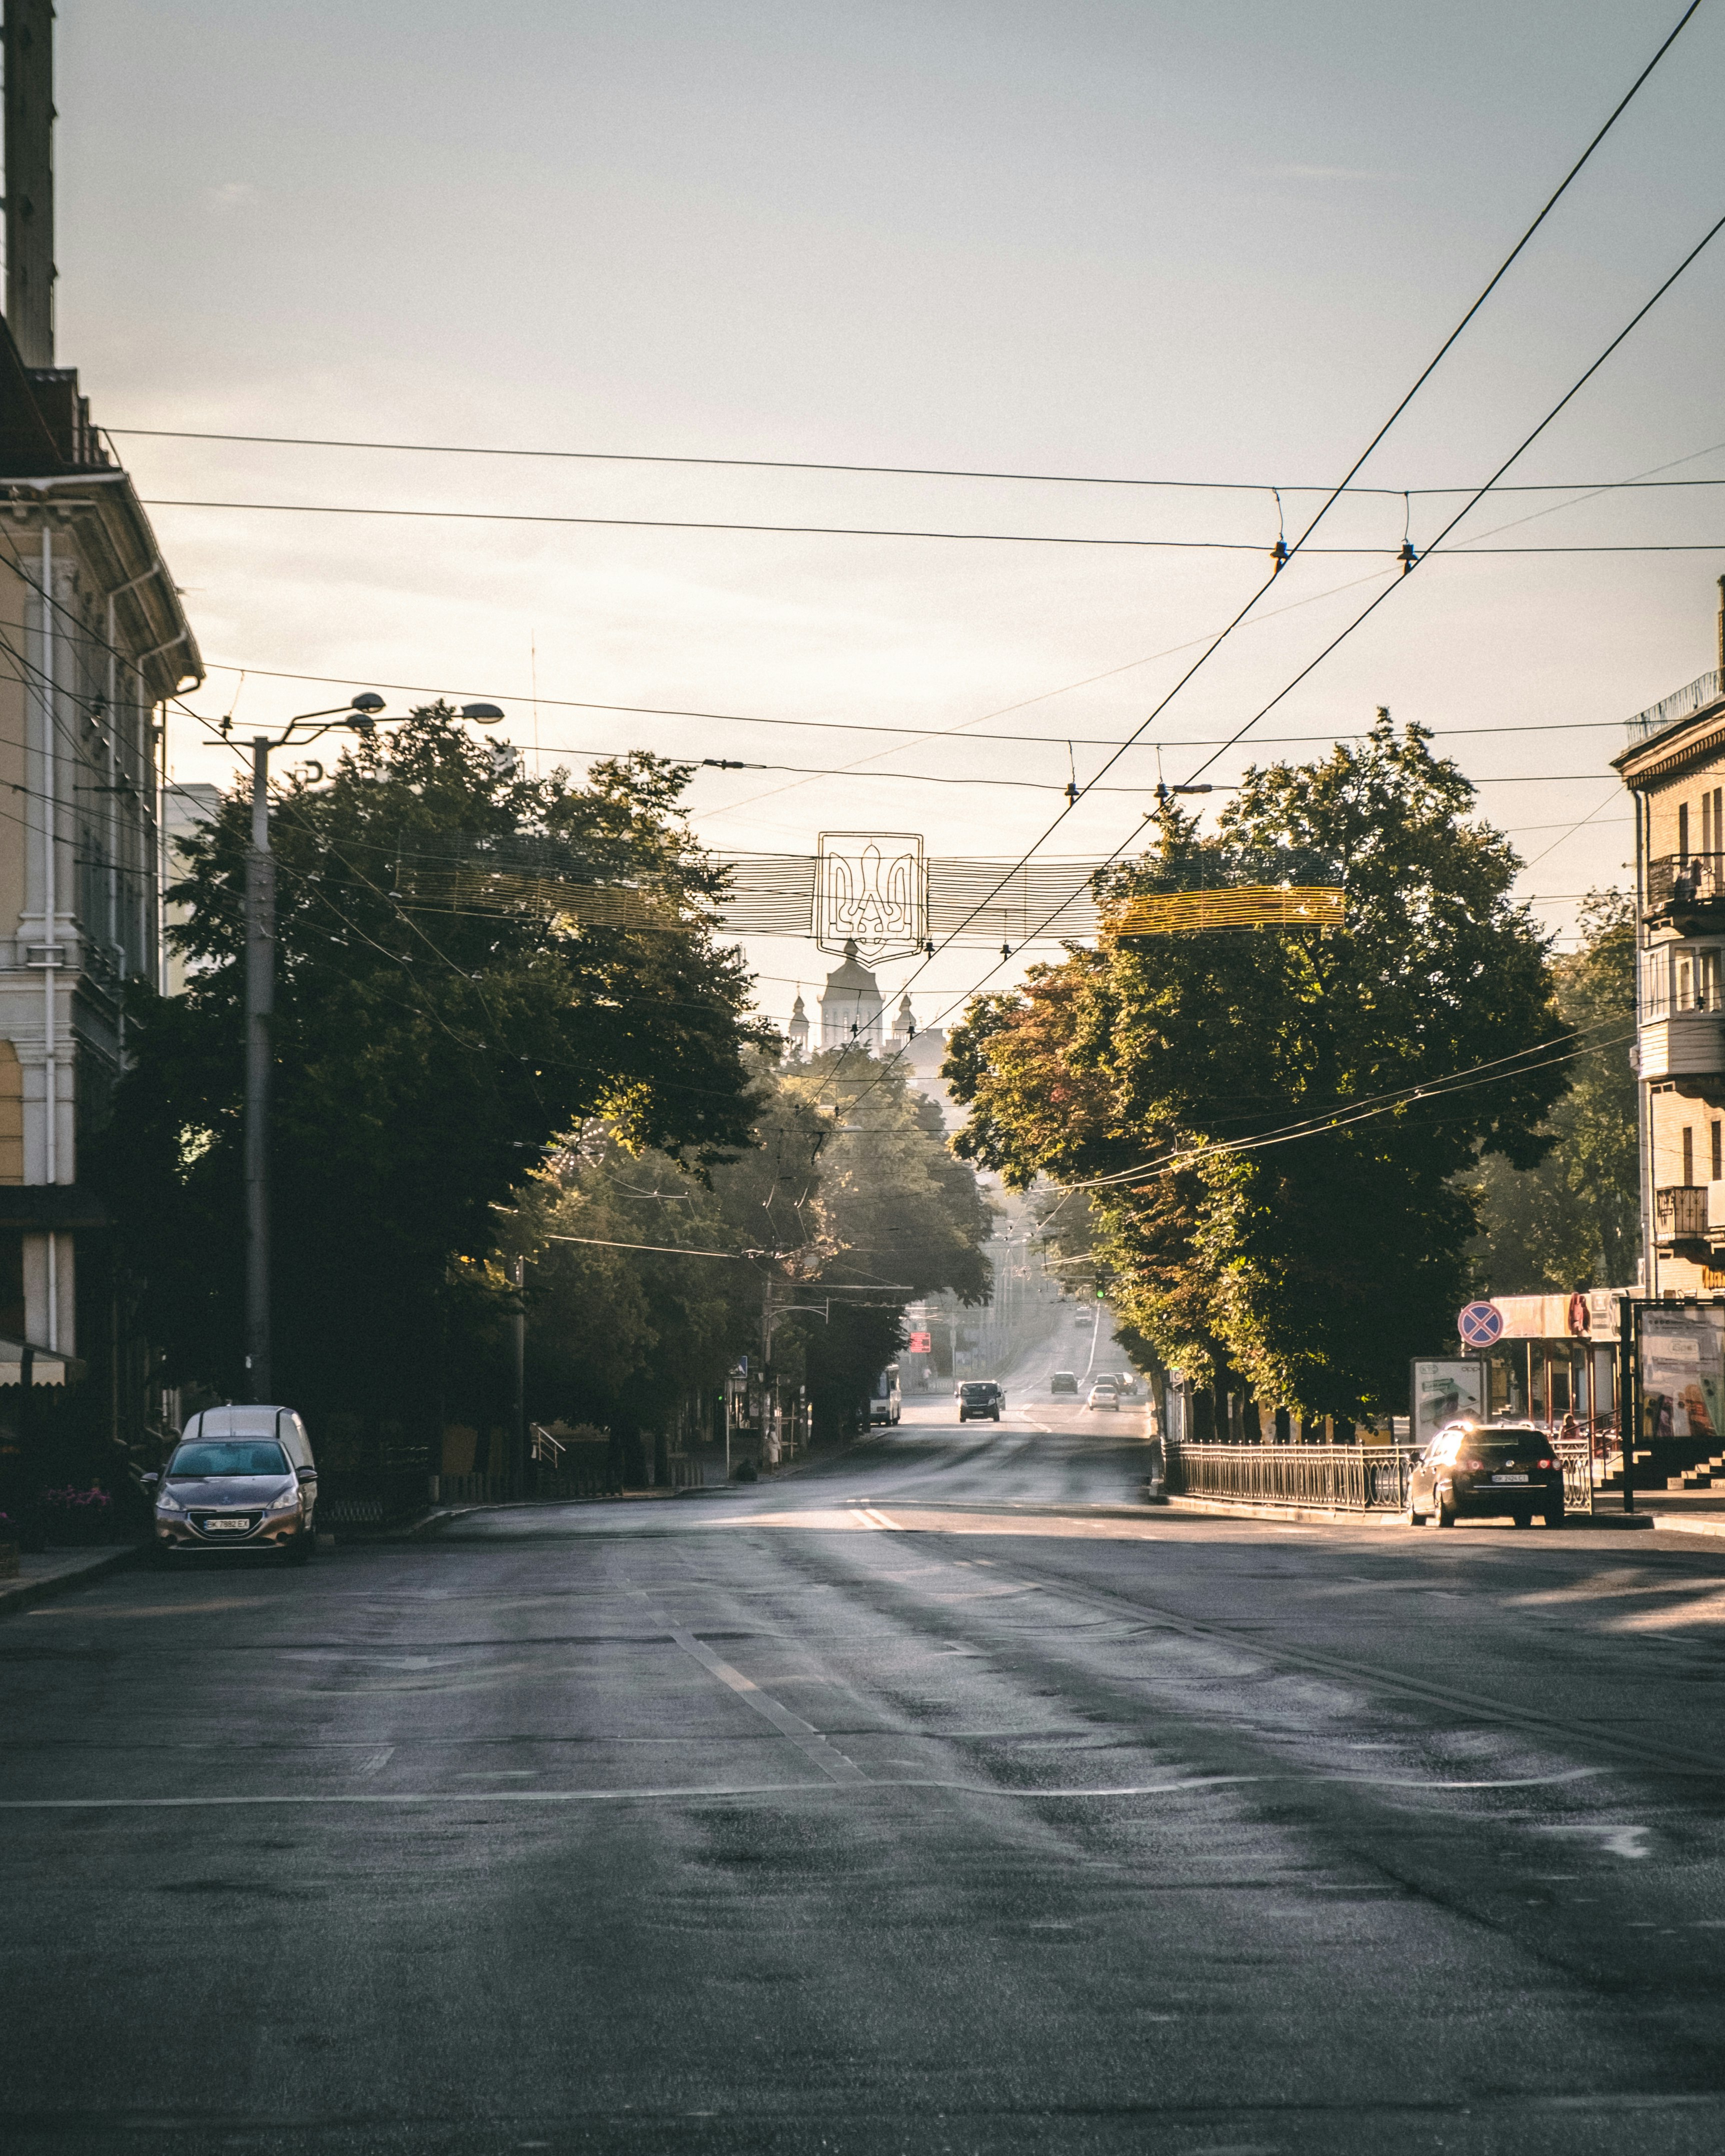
[
  {"left": 1411, "top": 1358, "right": 1488, "bottom": 1448},
  {"left": 907, "top": 1331, "right": 932, "bottom": 1354},
  {"left": 1638, "top": 1309, "right": 1725, "bottom": 1440}
]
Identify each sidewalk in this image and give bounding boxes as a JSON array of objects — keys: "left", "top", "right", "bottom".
[{"left": 0, "top": 1544, "right": 134, "bottom": 1618}]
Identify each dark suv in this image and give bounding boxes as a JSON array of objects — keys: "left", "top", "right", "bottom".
[
  {"left": 958, "top": 1381, "right": 1003, "bottom": 1423},
  {"left": 1408, "top": 1422, "right": 1563, "bottom": 1529}
]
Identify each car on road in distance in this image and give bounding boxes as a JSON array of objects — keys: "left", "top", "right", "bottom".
[
  {"left": 1086, "top": 1382, "right": 1119, "bottom": 1412},
  {"left": 1407, "top": 1421, "right": 1563, "bottom": 1528},
  {"left": 145, "top": 1405, "right": 318, "bottom": 1564},
  {"left": 958, "top": 1380, "right": 1004, "bottom": 1422},
  {"left": 1050, "top": 1370, "right": 1079, "bottom": 1395}
]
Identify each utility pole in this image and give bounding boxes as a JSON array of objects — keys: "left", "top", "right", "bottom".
[
  {"left": 235, "top": 693, "right": 390, "bottom": 1403},
  {"left": 243, "top": 738, "right": 274, "bottom": 1400},
  {"left": 511, "top": 1254, "right": 526, "bottom": 1499}
]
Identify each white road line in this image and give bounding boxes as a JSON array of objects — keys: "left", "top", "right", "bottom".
[
  {"left": 665, "top": 1626, "right": 869, "bottom": 1786},
  {"left": 0, "top": 1766, "right": 1604, "bottom": 1811}
]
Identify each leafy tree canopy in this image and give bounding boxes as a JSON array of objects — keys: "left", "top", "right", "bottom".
[
  {"left": 506, "top": 1047, "right": 994, "bottom": 1442},
  {"left": 97, "top": 707, "right": 771, "bottom": 1430},
  {"left": 1466, "top": 889, "right": 1636, "bottom": 1294},
  {"left": 946, "top": 713, "right": 1568, "bottom": 1419}
]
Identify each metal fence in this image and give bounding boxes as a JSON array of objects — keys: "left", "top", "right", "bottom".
[{"left": 1165, "top": 1438, "right": 1594, "bottom": 1516}]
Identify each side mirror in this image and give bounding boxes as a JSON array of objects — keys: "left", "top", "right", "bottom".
[{"left": 140, "top": 1472, "right": 159, "bottom": 1490}]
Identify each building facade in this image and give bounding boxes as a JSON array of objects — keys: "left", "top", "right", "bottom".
[
  {"left": 1614, "top": 589, "right": 1725, "bottom": 1295},
  {"left": 0, "top": 317, "right": 202, "bottom": 1404}
]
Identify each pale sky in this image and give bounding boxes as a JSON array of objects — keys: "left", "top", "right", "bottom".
[{"left": 55, "top": 0, "right": 1725, "bottom": 1030}]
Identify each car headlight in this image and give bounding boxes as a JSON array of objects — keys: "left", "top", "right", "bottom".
[
  {"left": 265, "top": 1486, "right": 302, "bottom": 1515},
  {"left": 155, "top": 1488, "right": 183, "bottom": 1514}
]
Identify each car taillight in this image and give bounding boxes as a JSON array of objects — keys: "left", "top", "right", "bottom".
[
  {"left": 1536, "top": 1457, "right": 1555, "bottom": 1469},
  {"left": 1457, "top": 1458, "right": 1485, "bottom": 1471}
]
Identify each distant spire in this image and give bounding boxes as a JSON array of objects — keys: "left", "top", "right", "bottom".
[{"left": 786, "top": 985, "right": 810, "bottom": 1057}]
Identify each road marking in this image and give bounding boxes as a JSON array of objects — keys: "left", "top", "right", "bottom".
[
  {"left": 623, "top": 1582, "right": 868, "bottom": 1786},
  {"left": 0, "top": 1766, "right": 1604, "bottom": 1811},
  {"left": 664, "top": 1626, "right": 870, "bottom": 1786}
]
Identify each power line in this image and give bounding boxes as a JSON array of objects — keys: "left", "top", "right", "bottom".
[
  {"left": 189, "top": 658, "right": 1661, "bottom": 753},
  {"left": 132, "top": 493, "right": 1725, "bottom": 555},
  {"left": 102, "top": 447, "right": 1725, "bottom": 502}
]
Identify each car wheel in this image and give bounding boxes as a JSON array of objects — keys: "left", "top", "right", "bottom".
[
  {"left": 1406, "top": 1497, "right": 1426, "bottom": 1527},
  {"left": 1540, "top": 1505, "right": 1564, "bottom": 1528},
  {"left": 1511, "top": 1510, "right": 1531, "bottom": 1529},
  {"left": 1435, "top": 1495, "right": 1455, "bottom": 1529}
]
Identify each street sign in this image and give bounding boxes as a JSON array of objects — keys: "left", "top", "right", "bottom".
[
  {"left": 1457, "top": 1301, "right": 1503, "bottom": 1348},
  {"left": 907, "top": 1331, "right": 931, "bottom": 1354}
]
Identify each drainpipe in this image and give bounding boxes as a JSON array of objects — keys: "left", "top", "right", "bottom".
[{"left": 38, "top": 521, "right": 58, "bottom": 1348}]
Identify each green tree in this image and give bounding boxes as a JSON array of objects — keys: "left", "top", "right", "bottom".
[
  {"left": 1466, "top": 890, "right": 1637, "bottom": 1292},
  {"left": 96, "top": 709, "right": 770, "bottom": 1443},
  {"left": 511, "top": 1046, "right": 994, "bottom": 1446},
  {"left": 947, "top": 714, "right": 1567, "bottom": 1420}
]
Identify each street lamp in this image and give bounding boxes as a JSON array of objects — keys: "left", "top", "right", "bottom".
[{"left": 240, "top": 692, "right": 387, "bottom": 1402}]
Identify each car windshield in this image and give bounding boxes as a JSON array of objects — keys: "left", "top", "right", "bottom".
[
  {"left": 1467, "top": 1441, "right": 1543, "bottom": 1464},
  {"left": 168, "top": 1441, "right": 289, "bottom": 1479}
]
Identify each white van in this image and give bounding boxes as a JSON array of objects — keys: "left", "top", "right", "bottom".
[
  {"left": 181, "top": 1404, "right": 317, "bottom": 1483},
  {"left": 146, "top": 1405, "right": 319, "bottom": 1563}
]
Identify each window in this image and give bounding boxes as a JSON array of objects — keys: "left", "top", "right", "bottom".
[
  {"left": 1712, "top": 1123, "right": 1721, "bottom": 1182},
  {"left": 1681, "top": 801, "right": 1692, "bottom": 859},
  {"left": 1673, "top": 948, "right": 1723, "bottom": 1012},
  {"left": 1684, "top": 1127, "right": 1696, "bottom": 1183}
]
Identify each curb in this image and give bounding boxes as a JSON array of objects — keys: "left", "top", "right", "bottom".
[
  {"left": 0, "top": 1545, "right": 136, "bottom": 1618},
  {"left": 1651, "top": 1513, "right": 1725, "bottom": 1540},
  {"left": 1160, "top": 1495, "right": 1655, "bottom": 1530}
]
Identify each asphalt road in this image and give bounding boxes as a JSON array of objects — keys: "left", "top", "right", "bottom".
[{"left": 8, "top": 1396, "right": 1725, "bottom": 2154}]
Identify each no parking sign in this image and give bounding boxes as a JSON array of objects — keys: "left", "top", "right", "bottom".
[{"left": 1457, "top": 1300, "right": 1503, "bottom": 1349}]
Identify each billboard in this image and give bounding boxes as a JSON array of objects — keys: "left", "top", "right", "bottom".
[
  {"left": 1411, "top": 1358, "right": 1488, "bottom": 1448},
  {"left": 1638, "top": 1308, "right": 1725, "bottom": 1440},
  {"left": 907, "top": 1331, "right": 932, "bottom": 1354}
]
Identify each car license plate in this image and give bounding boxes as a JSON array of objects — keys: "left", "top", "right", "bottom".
[
  {"left": 204, "top": 1516, "right": 251, "bottom": 1531},
  {"left": 1491, "top": 1472, "right": 1529, "bottom": 1483}
]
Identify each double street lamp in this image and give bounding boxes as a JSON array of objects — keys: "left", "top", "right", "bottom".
[
  {"left": 238, "top": 694, "right": 512, "bottom": 1403},
  {"left": 241, "top": 694, "right": 386, "bottom": 1402}
]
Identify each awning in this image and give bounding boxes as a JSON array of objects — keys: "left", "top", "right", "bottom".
[{"left": 0, "top": 1334, "right": 83, "bottom": 1386}]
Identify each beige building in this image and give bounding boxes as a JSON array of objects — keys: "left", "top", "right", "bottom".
[
  {"left": 0, "top": 319, "right": 201, "bottom": 1375},
  {"left": 1614, "top": 587, "right": 1725, "bottom": 1294}
]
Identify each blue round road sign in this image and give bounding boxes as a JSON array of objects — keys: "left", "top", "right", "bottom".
[{"left": 1458, "top": 1300, "right": 1503, "bottom": 1348}]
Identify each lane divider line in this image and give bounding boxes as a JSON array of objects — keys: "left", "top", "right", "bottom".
[{"left": 0, "top": 1766, "right": 1608, "bottom": 1811}]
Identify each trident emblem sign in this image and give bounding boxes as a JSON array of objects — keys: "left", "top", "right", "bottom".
[{"left": 814, "top": 832, "right": 927, "bottom": 960}]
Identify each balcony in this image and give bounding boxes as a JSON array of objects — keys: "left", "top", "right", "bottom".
[
  {"left": 1638, "top": 1013, "right": 1725, "bottom": 1085},
  {"left": 1655, "top": 1183, "right": 1709, "bottom": 1248},
  {"left": 1647, "top": 854, "right": 1725, "bottom": 927}
]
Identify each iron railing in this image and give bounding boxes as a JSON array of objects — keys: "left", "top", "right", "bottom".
[
  {"left": 1165, "top": 1438, "right": 1594, "bottom": 1516},
  {"left": 1655, "top": 1184, "right": 1709, "bottom": 1242},
  {"left": 1646, "top": 853, "right": 1725, "bottom": 911},
  {"left": 1626, "top": 669, "right": 1725, "bottom": 743}
]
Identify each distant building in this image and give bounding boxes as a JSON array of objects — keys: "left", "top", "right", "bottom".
[
  {"left": 819, "top": 939, "right": 884, "bottom": 1051},
  {"left": 889, "top": 990, "right": 954, "bottom": 1128}
]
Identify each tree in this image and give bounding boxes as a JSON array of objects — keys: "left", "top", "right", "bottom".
[
  {"left": 96, "top": 709, "right": 771, "bottom": 1445},
  {"left": 1466, "top": 890, "right": 1637, "bottom": 1293},
  {"left": 510, "top": 1046, "right": 995, "bottom": 1447},
  {"left": 946, "top": 713, "right": 1568, "bottom": 1420}
]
